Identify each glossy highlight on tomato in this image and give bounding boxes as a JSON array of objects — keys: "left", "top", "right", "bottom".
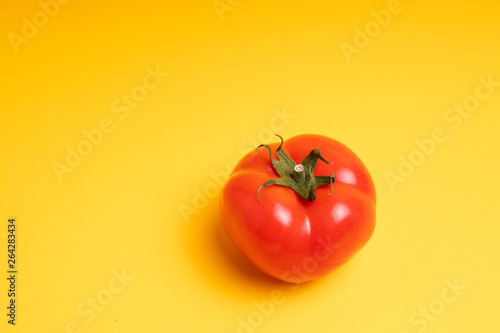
[{"left": 219, "top": 134, "right": 376, "bottom": 283}]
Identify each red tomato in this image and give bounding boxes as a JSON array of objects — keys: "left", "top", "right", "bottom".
[{"left": 219, "top": 134, "right": 376, "bottom": 283}]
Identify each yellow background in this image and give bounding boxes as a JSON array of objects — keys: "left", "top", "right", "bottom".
[{"left": 1, "top": 0, "right": 499, "bottom": 332}]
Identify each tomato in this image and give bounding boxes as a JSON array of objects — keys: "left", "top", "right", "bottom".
[{"left": 219, "top": 134, "right": 376, "bottom": 283}]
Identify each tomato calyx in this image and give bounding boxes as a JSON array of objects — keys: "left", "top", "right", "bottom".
[{"left": 256, "top": 135, "right": 336, "bottom": 202}]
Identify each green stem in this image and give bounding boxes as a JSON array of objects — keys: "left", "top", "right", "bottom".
[{"left": 256, "top": 135, "right": 336, "bottom": 202}]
